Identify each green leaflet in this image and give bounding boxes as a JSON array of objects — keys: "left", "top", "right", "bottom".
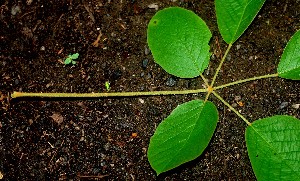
[
  {"left": 215, "top": 0, "right": 266, "bottom": 44},
  {"left": 277, "top": 30, "right": 300, "bottom": 80},
  {"left": 147, "top": 7, "right": 212, "bottom": 78},
  {"left": 147, "top": 100, "right": 218, "bottom": 175},
  {"left": 246, "top": 115, "right": 300, "bottom": 181}
]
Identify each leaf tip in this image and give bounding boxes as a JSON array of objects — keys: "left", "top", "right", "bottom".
[{"left": 156, "top": 170, "right": 162, "bottom": 176}]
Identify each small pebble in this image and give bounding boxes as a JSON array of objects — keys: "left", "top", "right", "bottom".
[
  {"left": 26, "top": 0, "right": 33, "bottom": 5},
  {"left": 2, "top": 61, "right": 6, "bottom": 66},
  {"left": 211, "top": 54, "right": 216, "bottom": 61},
  {"left": 292, "top": 104, "right": 300, "bottom": 109},
  {"left": 147, "top": 73, "right": 152, "bottom": 79},
  {"left": 92, "top": 168, "right": 101, "bottom": 174},
  {"left": 234, "top": 95, "right": 241, "bottom": 102},
  {"left": 279, "top": 102, "right": 289, "bottom": 109},
  {"left": 104, "top": 143, "right": 111, "bottom": 151},
  {"left": 11, "top": 5, "right": 21, "bottom": 15},
  {"left": 111, "top": 32, "right": 117, "bottom": 37},
  {"left": 138, "top": 98, "right": 144, "bottom": 104},
  {"left": 112, "top": 70, "right": 122, "bottom": 80},
  {"left": 100, "top": 161, "right": 106, "bottom": 167},
  {"left": 15, "top": 79, "right": 19, "bottom": 85},
  {"left": 166, "top": 77, "right": 176, "bottom": 87},
  {"left": 226, "top": 54, "right": 231, "bottom": 61},
  {"left": 144, "top": 46, "right": 150, "bottom": 55},
  {"left": 142, "top": 59, "right": 148, "bottom": 68},
  {"left": 148, "top": 3, "right": 159, "bottom": 10}
]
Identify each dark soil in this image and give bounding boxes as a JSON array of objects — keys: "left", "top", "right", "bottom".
[{"left": 1, "top": 0, "right": 299, "bottom": 180}]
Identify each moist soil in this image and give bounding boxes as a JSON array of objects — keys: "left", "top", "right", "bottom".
[{"left": 1, "top": 0, "right": 300, "bottom": 180}]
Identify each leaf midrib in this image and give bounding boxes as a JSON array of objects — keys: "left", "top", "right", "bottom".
[
  {"left": 161, "top": 103, "right": 206, "bottom": 172},
  {"left": 230, "top": 0, "right": 251, "bottom": 43}
]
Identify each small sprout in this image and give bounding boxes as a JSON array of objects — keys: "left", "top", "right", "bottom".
[
  {"left": 64, "top": 53, "right": 79, "bottom": 65},
  {"left": 105, "top": 81, "right": 110, "bottom": 91}
]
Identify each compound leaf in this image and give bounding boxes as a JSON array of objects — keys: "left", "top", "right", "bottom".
[
  {"left": 147, "top": 7, "right": 212, "bottom": 78},
  {"left": 148, "top": 100, "right": 218, "bottom": 175},
  {"left": 246, "top": 115, "right": 300, "bottom": 181},
  {"left": 277, "top": 30, "right": 300, "bottom": 80},
  {"left": 215, "top": 0, "right": 266, "bottom": 44}
]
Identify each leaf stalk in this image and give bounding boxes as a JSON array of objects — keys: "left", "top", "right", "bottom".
[
  {"left": 210, "top": 43, "right": 233, "bottom": 87},
  {"left": 212, "top": 91, "right": 251, "bottom": 126},
  {"left": 11, "top": 89, "right": 207, "bottom": 98},
  {"left": 214, "top": 73, "right": 278, "bottom": 90}
]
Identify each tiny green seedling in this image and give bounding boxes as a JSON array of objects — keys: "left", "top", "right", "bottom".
[
  {"left": 64, "top": 53, "right": 79, "bottom": 65},
  {"left": 11, "top": 1, "right": 300, "bottom": 180},
  {"left": 105, "top": 81, "right": 110, "bottom": 91}
]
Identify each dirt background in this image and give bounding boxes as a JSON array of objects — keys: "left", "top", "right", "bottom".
[{"left": 1, "top": 0, "right": 299, "bottom": 180}]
